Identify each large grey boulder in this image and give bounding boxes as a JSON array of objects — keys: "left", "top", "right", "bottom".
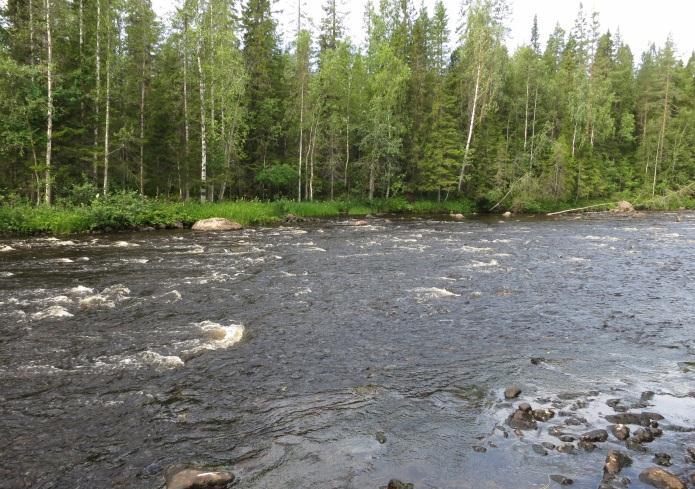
[
  {"left": 166, "top": 468, "right": 235, "bottom": 489},
  {"left": 191, "top": 218, "right": 242, "bottom": 232}
]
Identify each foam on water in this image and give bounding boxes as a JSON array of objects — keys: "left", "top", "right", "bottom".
[
  {"left": 410, "top": 287, "right": 461, "bottom": 299},
  {"left": 186, "top": 321, "right": 245, "bottom": 354},
  {"left": 113, "top": 241, "right": 140, "bottom": 248},
  {"left": 460, "top": 245, "right": 494, "bottom": 253},
  {"left": 1, "top": 272, "right": 15, "bottom": 277},
  {"left": 470, "top": 259, "right": 500, "bottom": 268},
  {"left": 69, "top": 286, "right": 95, "bottom": 296},
  {"left": 1, "top": 245, "right": 15, "bottom": 252},
  {"left": 31, "top": 305, "right": 74, "bottom": 320},
  {"left": 79, "top": 295, "right": 115, "bottom": 309}
]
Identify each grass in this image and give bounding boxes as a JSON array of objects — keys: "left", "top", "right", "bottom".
[
  {"left": 1, "top": 189, "right": 691, "bottom": 236},
  {"left": 0, "top": 194, "right": 477, "bottom": 236}
]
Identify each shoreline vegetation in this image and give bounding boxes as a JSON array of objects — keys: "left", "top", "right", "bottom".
[{"left": 1, "top": 190, "right": 693, "bottom": 236}]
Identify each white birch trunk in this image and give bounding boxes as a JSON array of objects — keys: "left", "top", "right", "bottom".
[
  {"left": 44, "top": 0, "right": 53, "bottom": 204},
  {"left": 459, "top": 63, "right": 481, "bottom": 192}
]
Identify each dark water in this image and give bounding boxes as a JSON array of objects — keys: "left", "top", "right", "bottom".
[{"left": 1, "top": 214, "right": 694, "bottom": 489}]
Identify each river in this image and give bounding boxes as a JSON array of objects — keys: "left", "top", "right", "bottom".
[{"left": 1, "top": 214, "right": 694, "bottom": 488}]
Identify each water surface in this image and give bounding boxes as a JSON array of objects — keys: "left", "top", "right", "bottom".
[{"left": 1, "top": 214, "right": 694, "bottom": 488}]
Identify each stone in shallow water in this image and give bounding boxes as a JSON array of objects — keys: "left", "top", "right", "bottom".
[
  {"left": 653, "top": 453, "right": 672, "bottom": 467},
  {"left": 610, "top": 424, "right": 630, "bottom": 441},
  {"left": 387, "top": 480, "right": 414, "bottom": 489},
  {"left": 506, "top": 404, "right": 537, "bottom": 430},
  {"left": 638, "top": 467, "right": 686, "bottom": 489},
  {"left": 376, "top": 431, "right": 387, "bottom": 444},
  {"left": 550, "top": 474, "right": 574, "bottom": 485},
  {"left": 504, "top": 386, "right": 521, "bottom": 399},
  {"left": 603, "top": 451, "right": 632, "bottom": 480},
  {"left": 532, "top": 444, "right": 548, "bottom": 456},
  {"left": 581, "top": 429, "right": 608, "bottom": 443},
  {"left": 533, "top": 408, "right": 555, "bottom": 422},
  {"left": 605, "top": 412, "right": 664, "bottom": 426},
  {"left": 632, "top": 428, "right": 655, "bottom": 443},
  {"left": 166, "top": 468, "right": 235, "bottom": 489},
  {"left": 472, "top": 445, "right": 487, "bottom": 453}
]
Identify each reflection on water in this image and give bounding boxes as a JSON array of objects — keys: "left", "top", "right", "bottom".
[{"left": 1, "top": 213, "right": 694, "bottom": 488}]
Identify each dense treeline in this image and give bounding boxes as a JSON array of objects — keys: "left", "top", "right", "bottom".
[{"left": 1, "top": 0, "right": 693, "bottom": 210}]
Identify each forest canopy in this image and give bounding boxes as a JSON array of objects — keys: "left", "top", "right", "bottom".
[{"left": 1, "top": 0, "right": 693, "bottom": 209}]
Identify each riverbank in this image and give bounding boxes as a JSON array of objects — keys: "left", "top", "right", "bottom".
[{"left": 0, "top": 192, "right": 692, "bottom": 236}]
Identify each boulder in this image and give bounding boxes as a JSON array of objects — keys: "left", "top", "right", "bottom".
[
  {"left": 557, "top": 443, "right": 576, "bottom": 454},
  {"left": 532, "top": 444, "right": 548, "bottom": 456},
  {"left": 603, "top": 451, "right": 632, "bottom": 480},
  {"left": 166, "top": 469, "right": 235, "bottom": 489},
  {"left": 614, "top": 201, "right": 635, "bottom": 213},
  {"left": 504, "top": 386, "right": 522, "bottom": 399},
  {"left": 191, "top": 218, "right": 242, "bottom": 232},
  {"left": 502, "top": 211, "right": 512, "bottom": 218},
  {"left": 632, "top": 428, "right": 655, "bottom": 444},
  {"left": 638, "top": 467, "right": 686, "bottom": 489},
  {"left": 450, "top": 213, "right": 465, "bottom": 220},
  {"left": 610, "top": 424, "right": 630, "bottom": 441},
  {"left": 351, "top": 220, "right": 369, "bottom": 226},
  {"left": 578, "top": 440, "right": 597, "bottom": 452},
  {"left": 581, "top": 429, "right": 608, "bottom": 443}
]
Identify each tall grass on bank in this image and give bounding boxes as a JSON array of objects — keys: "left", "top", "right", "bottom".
[{"left": 0, "top": 193, "right": 475, "bottom": 236}]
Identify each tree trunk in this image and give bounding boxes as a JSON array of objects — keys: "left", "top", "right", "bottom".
[
  {"left": 298, "top": 83, "right": 304, "bottom": 202},
  {"left": 139, "top": 56, "right": 146, "bottom": 195},
  {"left": 182, "top": 15, "right": 190, "bottom": 200},
  {"left": 94, "top": 0, "right": 101, "bottom": 184},
  {"left": 103, "top": 2, "right": 111, "bottom": 196},
  {"left": 523, "top": 71, "right": 529, "bottom": 152},
  {"left": 653, "top": 72, "right": 671, "bottom": 197},
  {"left": 196, "top": 23, "right": 207, "bottom": 203},
  {"left": 44, "top": 0, "right": 53, "bottom": 205},
  {"left": 344, "top": 73, "right": 351, "bottom": 189},
  {"left": 459, "top": 62, "right": 481, "bottom": 192}
]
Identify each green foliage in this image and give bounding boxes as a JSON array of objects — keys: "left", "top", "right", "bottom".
[{"left": 256, "top": 164, "right": 298, "bottom": 196}]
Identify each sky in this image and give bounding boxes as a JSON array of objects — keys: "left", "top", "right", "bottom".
[{"left": 153, "top": 0, "right": 695, "bottom": 59}]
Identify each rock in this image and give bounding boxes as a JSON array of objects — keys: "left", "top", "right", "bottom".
[
  {"left": 606, "top": 399, "right": 622, "bottom": 408},
  {"left": 532, "top": 444, "right": 548, "bottom": 456},
  {"left": 450, "top": 213, "right": 465, "bottom": 220},
  {"left": 351, "top": 220, "right": 369, "bottom": 226},
  {"left": 191, "top": 218, "right": 242, "bottom": 232},
  {"left": 387, "top": 480, "right": 414, "bottom": 489},
  {"left": 687, "top": 447, "right": 695, "bottom": 462},
  {"left": 548, "top": 426, "right": 565, "bottom": 437},
  {"left": 504, "top": 386, "right": 522, "bottom": 399},
  {"left": 638, "top": 467, "right": 686, "bottom": 489},
  {"left": 559, "top": 435, "right": 575, "bottom": 442},
  {"left": 582, "top": 429, "right": 608, "bottom": 443},
  {"left": 530, "top": 357, "right": 545, "bottom": 365},
  {"left": 173, "top": 221, "right": 185, "bottom": 229},
  {"left": 653, "top": 453, "right": 672, "bottom": 467},
  {"left": 626, "top": 439, "right": 648, "bottom": 453},
  {"left": 376, "top": 431, "right": 387, "bottom": 444},
  {"left": 533, "top": 409, "right": 556, "bottom": 422},
  {"left": 614, "top": 201, "right": 635, "bottom": 213},
  {"left": 563, "top": 417, "right": 584, "bottom": 426},
  {"left": 284, "top": 213, "right": 299, "bottom": 223},
  {"left": 557, "top": 443, "right": 576, "bottom": 454},
  {"left": 578, "top": 440, "right": 597, "bottom": 452},
  {"left": 166, "top": 469, "right": 235, "bottom": 489},
  {"left": 518, "top": 402, "right": 532, "bottom": 412},
  {"left": 502, "top": 211, "right": 512, "bottom": 217},
  {"left": 641, "top": 391, "right": 655, "bottom": 402},
  {"left": 632, "top": 428, "right": 655, "bottom": 443},
  {"left": 507, "top": 404, "right": 537, "bottom": 430},
  {"left": 542, "top": 442, "right": 557, "bottom": 450},
  {"left": 472, "top": 445, "right": 487, "bottom": 453},
  {"left": 605, "top": 412, "right": 664, "bottom": 426},
  {"left": 610, "top": 424, "right": 630, "bottom": 441},
  {"left": 603, "top": 451, "right": 632, "bottom": 480},
  {"left": 550, "top": 475, "right": 574, "bottom": 486}
]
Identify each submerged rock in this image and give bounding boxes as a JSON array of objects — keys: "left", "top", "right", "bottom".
[
  {"left": 550, "top": 474, "right": 574, "bottom": 486},
  {"left": 578, "top": 440, "right": 597, "bottom": 452},
  {"left": 557, "top": 443, "right": 576, "bottom": 454},
  {"left": 191, "top": 218, "right": 242, "bottom": 232},
  {"left": 638, "top": 467, "right": 686, "bottom": 489},
  {"left": 653, "top": 453, "right": 672, "bottom": 467},
  {"left": 376, "top": 431, "right": 387, "bottom": 444},
  {"left": 605, "top": 412, "right": 664, "bottom": 426},
  {"left": 504, "top": 386, "right": 522, "bottom": 399},
  {"left": 472, "top": 445, "right": 487, "bottom": 453},
  {"left": 603, "top": 451, "right": 632, "bottom": 480},
  {"left": 610, "top": 424, "right": 630, "bottom": 441},
  {"left": 387, "top": 480, "right": 414, "bottom": 489},
  {"left": 166, "top": 468, "right": 235, "bottom": 489},
  {"left": 532, "top": 444, "right": 548, "bottom": 456},
  {"left": 632, "top": 428, "right": 655, "bottom": 444}
]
